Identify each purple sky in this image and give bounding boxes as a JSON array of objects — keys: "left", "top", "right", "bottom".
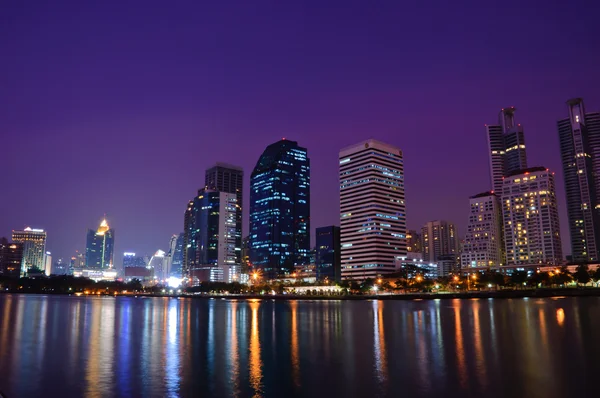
[{"left": 2, "top": 0, "right": 600, "bottom": 265}]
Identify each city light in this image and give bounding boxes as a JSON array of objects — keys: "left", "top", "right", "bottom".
[{"left": 167, "top": 277, "right": 182, "bottom": 288}]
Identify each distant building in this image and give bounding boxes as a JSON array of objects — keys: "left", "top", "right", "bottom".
[
  {"left": 12, "top": 227, "right": 47, "bottom": 274},
  {"left": 85, "top": 219, "right": 114, "bottom": 269},
  {"left": 486, "top": 107, "right": 528, "bottom": 193},
  {"left": 148, "top": 250, "right": 167, "bottom": 280},
  {"left": 339, "top": 139, "right": 406, "bottom": 280},
  {"left": 437, "top": 254, "right": 459, "bottom": 277},
  {"left": 249, "top": 139, "right": 310, "bottom": 278},
  {"left": 43, "top": 252, "right": 52, "bottom": 276},
  {"left": 557, "top": 98, "right": 600, "bottom": 263},
  {"left": 188, "top": 189, "right": 241, "bottom": 284},
  {"left": 71, "top": 251, "right": 85, "bottom": 274},
  {"left": 182, "top": 200, "right": 194, "bottom": 278},
  {"left": 123, "top": 252, "right": 151, "bottom": 281},
  {"left": 53, "top": 258, "right": 68, "bottom": 275},
  {"left": 205, "top": 163, "right": 243, "bottom": 265},
  {"left": 421, "top": 220, "right": 458, "bottom": 262},
  {"left": 396, "top": 254, "right": 439, "bottom": 279},
  {"left": 123, "top": 252, "right": 146, "bottom": 268},
  {"left": 315, "top": 226, "right": 341, "bottom": 282},
  {"left": 461, "top": 191, "right": 505, "bottom": 268},
  {"left": 406, "top": 230, "right": 422, "bottom": 254},
  {"left": 241, "top": 236, "right": 250, "bottom": 272},
  {"left": 0, "top": 238, "right": 23, "bottom": 277},
  {"left": 502, "top": 167, "right": 563, "bottom": 265},
  {"left": 170, "top": 233, "right": 184, "bottom": 277}
]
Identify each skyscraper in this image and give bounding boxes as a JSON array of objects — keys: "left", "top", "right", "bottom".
[
  {"left": 182, "top": 200, "right": 194, "bottom": 278},
  {"left": 0, "top": 238, "right": 23, "bottom": 277},
  {"left": 205, "top": 163, "right": 243, "bottom": 264},
  {"left": 502, "top": 167, "right": 562, "bottom": 265},
  {"left": 170, "top": 233, "right": 184, "bottom": 277},
  {"left": 85, "top": 219, "right": 115, "bottom": 269},
  {"left": 316, "top": 226, "right": 341, "bottom": 282},
  {"left": 461, "top": 191, "right": 504, "bottom": 268},
  {"left": 339, "top": 139, "right": 406, "bottom": 280},
  {"left": 421, "top": 220, "right": 458, "bottom": 262},
  {"left": 188, "top": 189, "right": 240, "bottom": 283},
  {"left": 148, "top": 250, "right": 167, "bottom": 280},
  {"left": 12, "top": 227, "right": 47, "bottom": 274},
  {"left": 249, "top": 139, "right": 310, "bottom": 278},
  {"left": 557, "top": 98, "right": 600, "bottom": 263},
  {"left": 486, "top": 107, "right": 528, "bottom": 192}
]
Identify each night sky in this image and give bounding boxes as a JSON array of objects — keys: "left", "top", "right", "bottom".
[{"left": 2, "top": 0, "right": 600, "bottom": 265}]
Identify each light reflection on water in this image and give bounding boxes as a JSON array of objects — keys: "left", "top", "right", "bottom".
[{"left": 0, "top": 295, "right": 599, "bottom": 398}]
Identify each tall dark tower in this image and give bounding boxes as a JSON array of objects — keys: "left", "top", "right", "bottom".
[
  {"left": 85, "top": 219, "right": 114, "bottom": 269},
  {"left": 558, "top": 98, "right": 600, "bottom": 263},
  {"left": 205, "top": 163, "right": 244, "bottom": 264},
  {"left": 486, "top": 107, "right": 528, "bottom": 193},
  {"left": 249, "top": 139, "right": 310, "bottom": 278}
]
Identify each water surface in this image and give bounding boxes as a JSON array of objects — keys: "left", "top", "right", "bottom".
[{"left": 0, "top": 294, "right": 598, "bottom": 397}]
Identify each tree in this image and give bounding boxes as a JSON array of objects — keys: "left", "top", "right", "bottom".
[
  {"left": 574, "top": 265, "right": 591, "bottom": 286},
  {"left": 594, "top": 267, "right": 600, "bottom": 287},
  {"left": 509, "top": 271, "right": 528, "bottom": 288}
]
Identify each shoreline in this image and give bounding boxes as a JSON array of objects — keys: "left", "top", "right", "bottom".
[{"left": 3, "top": 288, "right": 600, "bottom": 301}]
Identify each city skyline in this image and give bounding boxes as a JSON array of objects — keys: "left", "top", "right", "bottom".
[{"left": 2, "top": 1, "right": 599, "bottom": 265}]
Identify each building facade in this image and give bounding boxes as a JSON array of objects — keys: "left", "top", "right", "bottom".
[
  {"left": 501, "top": 167, "right": 563, "bottom": 265},
  {"left": 43, "top": 252, "right": 52, "bottom": 276},
  {"left": 205, "top": 163, "right": 243, "bottom": 265},
  {"left": 85, "top": 219, "right": 115, "bottom": 269},
  {"left": 486, "top": 107, "right": 528, "bottom": 193},
  {"left": 0, "top": 238, "right": 23, "bottom": 277},
  {"left": 182, "top": 200, "right": 194, "bottom": 277},
  {"left": 421, "top": 220, "right": 458, "bottom": 262},
  {"left": 315, "top": 226, "right": 341, "bottom": 282},
  {"left": 12, "top": 227, "right": 47, "bottom": 274},
  {"left": 249, "top": 139, "right": 310, "bottom": 278},
  {"left": 188, "top": 189, "right": 240, "bottom": 283},
  {"left": 339, "top": 139, "right": 406, "bottom": 280},
  {"left": 557, "top": 98, "right": 600, "bottom": 263},
  {"left": 406, "top": 230, "right": 422, "bottom": 254},
  {"left": 461, "top": 192, "right": 504, "bottom": 268}
]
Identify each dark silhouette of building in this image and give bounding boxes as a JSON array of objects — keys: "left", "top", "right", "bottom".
[
  {"left": 558, "top": 98, "right": 600, "bottom": 263},
  {"left": 316, "top": 226, "right": 341, "bottom": 282},
  {"left": 0, "top": 237, "right": 23, "bottom": 277},
  {"left": 85, "top": 219, "right": 115, "bottom": 269},
  {"left": 249, "top": 139, "right": 310, "bottom": 278}
]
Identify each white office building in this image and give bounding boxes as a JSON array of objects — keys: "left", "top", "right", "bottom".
[
  {"left": 461, "top": 191, "right": 504, "bottom": 268},
  {"left": 339, "top": 139, "right": 406, "bottom": 280},
  {"left": 502, "top": 167, "right": 562, "bottom": 265}
]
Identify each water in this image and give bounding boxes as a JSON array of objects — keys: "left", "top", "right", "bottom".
[{"left": 0, "top": 295, "right": 599, "bottom": 397}]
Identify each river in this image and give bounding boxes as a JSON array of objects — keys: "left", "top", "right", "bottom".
[{"left": 0, "top": 294, "right": 598, "bottom": 397}]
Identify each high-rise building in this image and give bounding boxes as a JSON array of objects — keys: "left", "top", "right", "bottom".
[
  {"left": 0, "top": 238, "right": 23, "bottom": 277},
  {"left": 148, "top": 250, "right": 167, "bottom": 280},
  {"left": 205, "top": 163, "right": 244, "bottom": 265},
  {"left": 182, "top": 200, "right": 194, "bottom": 278},
  {"left": 406, "top": 230, "right": 422, "bottom": 253},
  {"left": 339, "top": 139, "right": 406, "bottom": 280},
  {"left": 12, "top": 227, "right": 47, "bottom": 274},
  {"left": 486, "top": 107, "right": 528, "bottom": 192},
  {"left": 43, "top": 252, "right": 52, "bottom": 276},
  {"left": 421, "top": 220, "right": 458, "bottom": 262},
  {"left": 249, "top": 139, "right": 310, "bottom": 278},
  {"left": 502, "top": 167, "right": 562, "bottom": 265},
  {"left": 85, "top": 219, "right": 115, "bottom": 269},
  {"left": 52, "top": 258, "right": 68, "bottom": 275},
  {"left": 461, "top": 191, "right": 504, "bottom": 268},
  {"left": 557, "top": 98, "right": 600, "bottom": 263},
  {"left": 316, "top": 226, "right": 341, "bottom": 282},
  {"left": 170, "top": 233, "right": 184, "bottom": 277},
  {"left": 188, "top": 189, "right": 240, "bottom": 283}
]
